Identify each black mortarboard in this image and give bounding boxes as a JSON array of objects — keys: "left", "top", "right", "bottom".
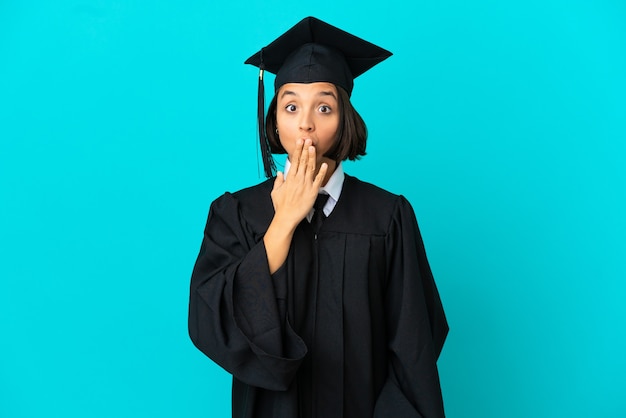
[{"left": 245, "top": 16, "right": 392, "bottom": 177}]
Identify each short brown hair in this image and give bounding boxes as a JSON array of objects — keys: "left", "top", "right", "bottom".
[{"left": 265, "top": 85, "right": 368, "bottom": 162}]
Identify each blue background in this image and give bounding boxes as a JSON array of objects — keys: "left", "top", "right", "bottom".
[{"left": 1, "top": 1, "right": 625, "bottom": 417}]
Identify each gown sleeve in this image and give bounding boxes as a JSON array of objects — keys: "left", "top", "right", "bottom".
[
  {"left": 188, "top": 193, "right": 307, "bottom": 391},
  {"left": 374, "top": 196, "right": 449, "bottom": 418}
]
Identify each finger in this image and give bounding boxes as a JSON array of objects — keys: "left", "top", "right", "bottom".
[
  {"left": 307, "top": 145, "right": 316, "bottom": 180},
  {"left": 273, "top": 171, "right": 284, "bottom": 190},
  {"left": 313, "top": 162, "right": 328, "bottom": 188},
  {"left": 288, "top": 139, "right": 304, "bottom": 178},
  {"left": 297, "top": 139, "right": 311, "bottom": 176}
]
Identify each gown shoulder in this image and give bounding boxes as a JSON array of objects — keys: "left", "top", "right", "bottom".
[{"left": 323, "top": 174, "right": 417, "bottom": 236}]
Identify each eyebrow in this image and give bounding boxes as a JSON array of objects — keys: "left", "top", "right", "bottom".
[
  {"left": 280, "top": 90, "right": 297, "bottom": 99},
  {"left": 318, "top": 90, "right": 337, "bottom": 100},
  {"left": 280, "top": 90, "right": 337, "bottom": 100}
]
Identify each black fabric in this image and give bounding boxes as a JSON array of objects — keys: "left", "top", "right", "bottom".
[
  {"left": 245, "top": 17, "right": 392, "bottom": 96},
  {"left": 189, "top": 175, "right": 448, "bottom": 418},
  {"left": 310, "top": 194, "right": 329, "bottom": 235}
]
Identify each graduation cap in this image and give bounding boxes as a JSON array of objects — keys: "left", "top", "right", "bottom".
[{"left": 245, "top": 16, "right": 392, "bottom": 177}]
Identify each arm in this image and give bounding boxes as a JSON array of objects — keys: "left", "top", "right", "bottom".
[
  {"left": 374, "top": 196, "right": 448, "bottom": 417},
  {"left": 188, "top": 139, "right": 328, "bottom": 390},
  {"left": 264, "top": 138, "right": 328, "bottom": 273},
  {"left": 188, "top": 193, "right": 306, "bottom": 391}
]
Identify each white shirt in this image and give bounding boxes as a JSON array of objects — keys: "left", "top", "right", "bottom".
[{"left": 283, "top": 160, "right": 345, "bottom": 222}]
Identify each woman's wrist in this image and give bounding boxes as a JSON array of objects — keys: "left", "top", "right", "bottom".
[{"left": 263, "top": 216, "right": 297, "bottom": 274}]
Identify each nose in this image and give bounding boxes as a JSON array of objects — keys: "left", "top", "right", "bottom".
[{"left": 299, "top": 110, "right": 314, "bottom": 132}]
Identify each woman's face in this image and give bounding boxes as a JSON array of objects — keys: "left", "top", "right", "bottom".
[{"left": 275, "top": 82, "right": 340, "bottom": 166}]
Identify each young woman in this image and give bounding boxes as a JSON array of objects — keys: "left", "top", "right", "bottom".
[{"left": 189, "top": 17, "right": 448, "bottom": 418}]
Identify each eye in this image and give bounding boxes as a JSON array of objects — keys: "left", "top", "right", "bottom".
[
  {"left": 318, "top": 105, "right": 332, "bottom": 113},
  {"left": 285, "top": 104, "right": 297, "bottom": 112}
]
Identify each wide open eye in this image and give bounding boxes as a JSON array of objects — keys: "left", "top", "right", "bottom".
[
  {"left": 318, "top": 105, "right": 332, "bottom": 114},
  {"left": 285, "top": 104, "right": 297, "bottom": 112}
]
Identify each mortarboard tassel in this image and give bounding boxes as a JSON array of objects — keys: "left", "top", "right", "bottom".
[{"left": 257, "top": 50, "right": 276, "bottom": 178}]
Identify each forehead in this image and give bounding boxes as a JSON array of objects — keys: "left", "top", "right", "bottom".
[{"left": 277, "top": 82, "right": 338, "bottom": 99}]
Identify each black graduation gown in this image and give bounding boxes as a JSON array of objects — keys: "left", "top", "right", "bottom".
[{"left": 188, "top": 174, "right": 448, "bottom": 418}]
